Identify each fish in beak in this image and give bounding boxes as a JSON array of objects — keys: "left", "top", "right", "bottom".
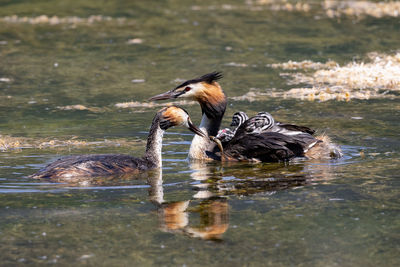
[{"left": 209, "top": 136, "right": 224, "bottom": 154}]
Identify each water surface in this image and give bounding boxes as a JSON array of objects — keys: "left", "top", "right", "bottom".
[{"left": 0, "top": 0, "right": 399, "bottom": 266}]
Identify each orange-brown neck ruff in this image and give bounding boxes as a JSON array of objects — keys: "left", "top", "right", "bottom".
[
  {"left": 196, "top": 82, "right": 227, "bottom": 136},
  {"left": 188, "top": 82, "right": 226, "bottom": 160},
  {"left": 195, "top": 82, "right": 226, "bottom": 106}
]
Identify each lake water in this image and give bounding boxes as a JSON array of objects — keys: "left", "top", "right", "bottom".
[{"left": 0, "top": 0, "right": 399, "bottom": 266}]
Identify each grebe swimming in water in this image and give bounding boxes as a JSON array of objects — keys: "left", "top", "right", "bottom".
[
  {"left": 149, "top": 72, "right": 342, "bottom": 162},
  {"left": 30, "top": 106, "right": 205, "bottom": 180}
]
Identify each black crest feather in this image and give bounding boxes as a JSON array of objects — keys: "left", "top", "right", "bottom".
[
  {"left": 199, "top": 71, "right": 223, "bottom": 84},
  {"left": 175, "top": 71, "right": 223, "bottom": 89}
]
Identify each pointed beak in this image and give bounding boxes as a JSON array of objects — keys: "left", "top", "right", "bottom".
[
  {"left": 188, "top": 120, "right": 206, "bottom": 138},
  {"left": 149, "top": 90, "right": 180, "bottom": 101}
]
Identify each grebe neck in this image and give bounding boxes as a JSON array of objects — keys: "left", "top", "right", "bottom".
[
  {"left": 189, "top": 96, "right": 227, "bottom": 160},
  {"left": 144, "top": 116, "right": 165, "bottom": 168}
]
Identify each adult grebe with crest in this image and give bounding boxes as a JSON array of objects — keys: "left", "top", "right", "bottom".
[{"left": 149, "top": 72, "right": 342, "bottom": 162}]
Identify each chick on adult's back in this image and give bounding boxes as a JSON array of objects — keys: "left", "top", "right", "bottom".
[{"left": 150, "top": 72, "right": 342, "bottom": 162}]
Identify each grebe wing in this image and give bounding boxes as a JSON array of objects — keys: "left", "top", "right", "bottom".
[
  {"left": 275, "top": 122, "right": 316, "bottom": 135},
  {"left": 223, "top": 132, "right": 309, "bottom": 162}
]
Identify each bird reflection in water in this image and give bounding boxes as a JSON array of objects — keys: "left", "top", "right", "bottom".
[
  {"left": 147, "top": 159, "right": 337, "bottom": 241},
  {"left": 37, "top": 158, "right": 338, "bottom": 240},
  {"left": 147, "top": 169, "right": 229, "bottom": 241}
]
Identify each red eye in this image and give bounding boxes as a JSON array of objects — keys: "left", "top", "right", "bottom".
[{"left": 185, "top": 86, "right": 191, "bottom": 92}]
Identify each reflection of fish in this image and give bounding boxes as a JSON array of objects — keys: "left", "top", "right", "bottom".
[
  {"left": 30, "top": 106, "right": 205, "bottom": 181},
  {"left": 150, "top": 72, "right": 342, "bottom": 162}
]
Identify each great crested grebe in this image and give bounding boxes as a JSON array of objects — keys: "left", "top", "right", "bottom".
[
  {"left": 30, "top": 106, "right": 205, "bottom": 180},
  {"left": 149, "top": 72, "right": 342, "bottom": 162},
  {"left": 210, "top": 111, "right": 321, "bottom": 162}
]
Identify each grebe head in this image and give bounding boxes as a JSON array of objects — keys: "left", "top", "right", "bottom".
[
  {"left": 159, "top": 106, "right": 205, "bottom": 137},
  {"left": 150, "top": 72, "right": 226, "bottom": 121},
  {"left": 150, "top": 72, "right": 224, "bottom": 102},
  {"left": 230, "top": 111, "right": 249, "bottom": 127}
]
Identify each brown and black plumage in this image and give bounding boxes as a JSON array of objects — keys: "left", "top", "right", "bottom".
[
  {"left": 220, "top": 131, "right": 320, "bottom": 162},
  {"left": 150, "top": 72, "right": 342, "bottom": 162},
  {"left": 211, "top": 111, "right": 320, "bottom": 162},
  {"left": 30, "top": 106, "right": 205, "bottom": 180}
]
